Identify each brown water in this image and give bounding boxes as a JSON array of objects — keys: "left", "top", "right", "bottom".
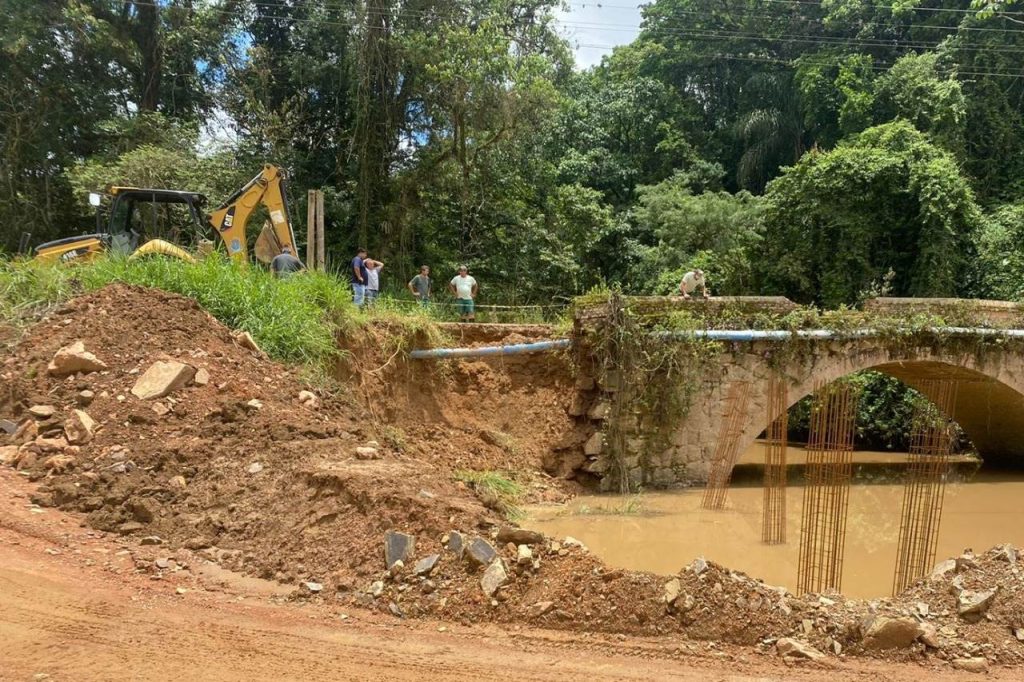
[{"left": 524, "top": 449, "right": 1024, "bottom": 598}]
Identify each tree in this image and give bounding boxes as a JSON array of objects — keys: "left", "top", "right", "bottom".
[{"left": 761, "top": 121, "right": 985, "bottom": 307}]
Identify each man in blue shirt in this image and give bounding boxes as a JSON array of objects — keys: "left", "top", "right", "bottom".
[{"left": 351, "top": 247, "right": 368, "bottom": 307}]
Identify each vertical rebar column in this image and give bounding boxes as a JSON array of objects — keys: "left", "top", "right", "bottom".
[
  {"left": 797, "top": 380, "right": 858, "bottom": 594},
  {"left": 762, "top": 375, "right": 789, "bottom": 544},
  {"left": 701, "top": 381, "right": 751, "bottom": 510},
  {"left": 892, "top": 380, "right": 958, "bottom": 595}
]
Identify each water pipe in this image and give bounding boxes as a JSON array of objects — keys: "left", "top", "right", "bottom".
[
  {"left": 409, "top": 326, "right": 1024, "bottom": 359},
  {"left": 408, "top": 338, "right": 572, "bottom": 359}
]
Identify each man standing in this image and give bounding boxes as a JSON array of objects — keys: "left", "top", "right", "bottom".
[
  {"left": 408, "top": 265, "right": 432, "bottom": 306},
  {"left": 365, "top": 256, "right": 384, "bottom": 306},
  {"left": 351, "top": 247, "right": 368, "bottom": 307},
  {"left": 270, "top": 245, "right": 303, "bottom": 278},
  {"left": 679, "top": 268, "right": 710, "bottom": 299},
  {"left": 448, "top": 265, "right": 478, "bottom": 322}
]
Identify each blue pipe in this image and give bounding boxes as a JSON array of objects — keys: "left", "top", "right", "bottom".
[
  {"left": 409, "top": 338, "right": 572, "bottom": 359},
  {"left": 409, "top": 326, "right": 1024, "bottom": 359}
]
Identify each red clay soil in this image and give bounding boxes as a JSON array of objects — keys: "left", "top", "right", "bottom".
[{"left": 2, "top": 284, "right": 1024, "bottom": 672}]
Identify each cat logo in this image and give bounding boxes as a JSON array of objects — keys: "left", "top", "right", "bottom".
[
  {"left": 220, "top": 207, "right": 235, "bottom": 231},
  {"left": 60, "top": 248, "right": 88, "bottom": 263}
]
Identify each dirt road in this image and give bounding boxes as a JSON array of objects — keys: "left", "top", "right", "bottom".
[{"left": 0, "top": 470, "right": 1014, "bottom": 681}]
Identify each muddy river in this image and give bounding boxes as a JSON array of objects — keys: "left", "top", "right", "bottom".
[{"left": 524, "top": 446, "right": 1024, "bottom": 599}]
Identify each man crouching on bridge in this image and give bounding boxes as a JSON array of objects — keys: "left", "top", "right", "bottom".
[{"left": 679, "top": 268, "right": 710, "bottom": 300}]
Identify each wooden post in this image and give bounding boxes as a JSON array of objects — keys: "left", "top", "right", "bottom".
[
  {"left": 316, "top": 190, "right": 326, "bottom": 271},
  {"left": 306, "top": 190, "right": 316, "bottom": 268}
]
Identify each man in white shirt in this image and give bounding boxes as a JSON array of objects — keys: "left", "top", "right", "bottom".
[
  {"left": 448, "top": 265, "right": 478, "bottom": 322},
  {"left": 364, "top": 257, "right": 384, "bottom": 305},
  {"left": 679, "top": 268, "right": 710, "bottom": 299}
]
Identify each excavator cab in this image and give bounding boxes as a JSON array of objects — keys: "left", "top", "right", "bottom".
[{"left": 34, "top": 187, "right": 208, "bottom": 264}]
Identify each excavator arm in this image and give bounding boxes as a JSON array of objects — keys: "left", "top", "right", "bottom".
[{"left": 208, "top": 164, "right": 298, "bottom": 262}]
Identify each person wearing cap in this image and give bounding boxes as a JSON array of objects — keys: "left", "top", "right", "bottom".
[
  {"left": 448, "top": 265, "right": 478, "bottom": 322},
  {"left": 270, "top": 245, "right": 303, "bottom": 278},
  {"left": 679, "top": 268, "right": 710, "bottom": 299}
]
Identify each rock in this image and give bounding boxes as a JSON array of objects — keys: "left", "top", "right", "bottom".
[
  {"left": 131, "top": 361, "right": 196, "bottom": 400},
  {"left": 152, "top": 403, "right": 170, "bottom": 417},
  {"left": 355, "top": 446, "right": 380, "bottom": 460},
  {"left": 583, "top": 432, "right": 603, "bottom": 456},
  {"left": 1013, "top": 628, "right": 1024, "bottom": 642},
  {"left": 958, "top": 589, "right": 997, "bottom": 622},
  {"left": 63, "top": 410, "right": 96, "bottom": 445},
  {"left": 298, "top": 390, "right": 319, "bottom": 408},
  {"left": 955, "top": 553, "right": 978, "bottom": 572},
  {"left": 951, "top": 657, "right": 988, "bottom": 674},
  {"left": 303, "top": 581, "right": 323, "bottom": 594},
  {"left": 29, "top": 405, "right": 56, "bottom": 418},
  {"left": 47, "top": 341, "right": 107, "bottom": 376},
  {"left": 861, "top": 616, "right": 925, "bottom": 650},
  {"left": 193, "top": 368, "right": 210, "bottom": 386},
  {"left": 127, "top": 498, "right": 158, "bottom": 523},
  {"left": 169, "top": 475, "right": 187, "bottom": 489},
  {"left": 0, "top": 419, "right": 16, "bottom": 435},
  {"left": 140, "top": 536, "right": 163, "bottom": 546},
  {"left": 247, "top": 462, "right": 263, "bottom": 474},
  {"left": 155, "top": 558, "right": 171, "bottom": 570},
  {"left": 517, "top": 544, "right": 533, "bottom": 566},
  {"left": 465, "top": 537, "right": 498, "bottom": 567},
  {"left": 992, "top": 543, "right": 1017, "bottom": 564},
  {"left": 688, "top": 557, "right": 708, "bottom": 575},
  {"left": 233, "top": 330, "right": 262, "bottom": 354},
  {"left": 31, "top": 436, "right": 70, "bottom": 454},
  {"left": 388, "top": 602, "right": 404, "bottom": 618},
  {"left": 369, "top": 581, "right": 384, "bottom": 597},
  {"left": 529, "top": 601, "right": 554, "bottom": 617},
  {"left": 496, "top": 527, "right": 544, "bottom": 546},
  {"left": 445, "top": 531, "right": 465, "bottom": 557},
  {"left": 414, "top": 554, "right": 440, "bottom": 577},
  {"left": 13, "top": 420, "right": 38, "bottom": 445},
  {"left": 663, "top": 577, "right": 682, "bottom": 606},
  {"left": 42, "top": 454, "right": 75, "bottom": 473},
  {"left": 0, "top": 445, "right": 18, "bottom": 465},
  {"left": 916, "top": 602, "right": 929, "bottom": 617},
  {"left": 243, "top": 399, "right": 263, "bottom": 411},
  {"left": 931, "top": 559, "right": 957, "bottom": 579},
  {"left": 480, "top": 559, "right": 508, "bottom": 597},
  {"left": 76, "top": 390, "right": 95, "bottom": 406},
  {"left": 384, "top": 530, "right": 415, "bottom": 569},
  {"left": 563, "top": 536, "right": 587, "bottom": 550},
  {"left": 776, "top": 638, "right": 825, "bottom": 661},
  {"left": 919, "top": 623, "right": 941, "bottom": 649}
]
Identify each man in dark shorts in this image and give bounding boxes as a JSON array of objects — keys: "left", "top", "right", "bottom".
[{"left": 270, "top": 245, "right": 303, "bottom": 278}]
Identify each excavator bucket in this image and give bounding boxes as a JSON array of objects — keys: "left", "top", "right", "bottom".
[{"left": 253, "top": 221, "right": 282, "bottom": 264}]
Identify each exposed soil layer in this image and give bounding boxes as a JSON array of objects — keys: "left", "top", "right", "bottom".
[{"left": 2, "top": 284, "right": 1024, "bottom": 671}]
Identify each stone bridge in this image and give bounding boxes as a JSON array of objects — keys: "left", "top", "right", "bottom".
[{"left": 569, "top": 296, "right": 1024, "bottom": 491}]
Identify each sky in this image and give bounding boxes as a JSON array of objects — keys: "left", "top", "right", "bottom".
[{"left": 557, "top": 1, "right": 645, "bottom": 69}]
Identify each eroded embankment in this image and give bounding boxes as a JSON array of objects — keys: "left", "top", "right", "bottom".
[{"left": 1, "top": 284, "right": 1023, "bottom": 670}]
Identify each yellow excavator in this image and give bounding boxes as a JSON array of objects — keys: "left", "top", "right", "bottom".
[{"left": 34, "top": 164, "right": 299, "bottom": 265}]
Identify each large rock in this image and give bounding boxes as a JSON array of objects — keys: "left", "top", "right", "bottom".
[
  {"left": 29, "top": 405, "right": 56, "bottom": 418},
  {"left": 496, "top": 527, "right": 544, "bottom": 546},
  {"left": 957, "top": 589, "right": 997, "bottom": 622},
  {"left": 951, "top": 657, "right": 988, "bottom": 674},
  {"left": 0, "top": 419, "right": 17, "bottom": 435},
  {"left": 583, "top": 432, "right": 603, "bottom": 456},
  {"left": 47, "top": 341, "right": 108, "bottom": 376},
  {"left": 131, "top": 361, "right": 196, "bottom": 400},
  {"left": 445, "top": 530, "right": 465, "bottom": 557},
  {"left": 861, "top": 616, "right": 924, "bottom": 650},
  {"left": 776, "top": 638, "right": 826, "bottom": 661},
  {"left": 465, "top": 537, "right": 498, "bottom": 567},
  {"left": 480, "top": 559, "right": 508, "bottom": 597},
  {"left": 0, "top": 445, "right": 18, "bottom": 465},
  {"left": 384, "top": 530, "right": 415, "bottom": 569},
  {"left": 64, "top": 410, "right": 96, "bottom": 445},
  {"left": 663, "top": 577, "right": 682, "bottom": 606}
]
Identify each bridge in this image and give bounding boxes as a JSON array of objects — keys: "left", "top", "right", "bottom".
[{"left": 566, "top": 296, "right": 1024, "bottom": 491}]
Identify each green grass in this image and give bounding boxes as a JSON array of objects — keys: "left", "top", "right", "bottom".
[
  {"left": 453, "top": 469, "right": 525, "bottom": 520},
  {"left": 0, "top": 254, "right": 445, "bottom": 375},
  {"left": 575, "top": 492, "right": 647, "bottom": 516}
]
